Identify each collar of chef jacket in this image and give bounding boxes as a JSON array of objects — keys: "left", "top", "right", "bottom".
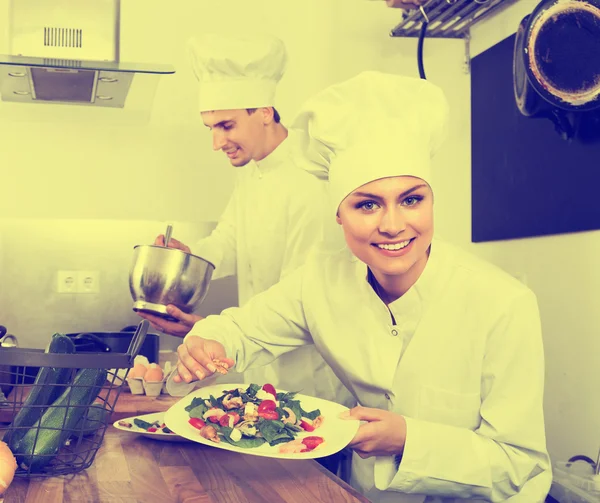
[
  {"left": 350, "top": 239, "right": 448, "bottom": 341},
  {"left": 251, "top": 128, "right": 296, "bottom": 174},
  {"left": 352, "top": 239, "right": 442, "bottom": 321}
]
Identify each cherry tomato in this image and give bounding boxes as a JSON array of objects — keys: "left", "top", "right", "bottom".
[
  {"left": 188, "top": 417, "right": 206, "bottom": 430},
  {"left": 302, "top": 436, "right": 324, "bottom": 450},
  {"left": 300, "top": 419, "right": 315, "bottom": 432},
  {"left": 219, "top": 414, "right": 231, "bottom": 427},
  {"left": 147, "top": 427, "right": 157, "bottom": 433},
  {"left": 258, "top": 410, "right": 279, "bottom": 421},
  {"left": 206, "top": 407, "right": 221, "bottom": 423},
  {"left": 257, "top": 400, "right": 276, "bottom": 413},
  {"left": 229, "top": 412, "right": 241, "bottom": 425},
  {"left": 262, "top": 383, "right": 277, "bottom": 397}
]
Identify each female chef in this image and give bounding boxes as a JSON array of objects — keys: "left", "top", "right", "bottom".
[{"left": 171, "top": 72, "right": 552, "bottom": 502}]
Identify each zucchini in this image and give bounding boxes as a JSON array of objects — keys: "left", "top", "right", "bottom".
[
  {"left": 15, "top": 367, "right": 107, "bottom": 472},
  {"left": 70, "top": 404, "right": 109, "bottom": 437},
  {"left": 4, "top": 334, "right": 76, "bottom": 450}
]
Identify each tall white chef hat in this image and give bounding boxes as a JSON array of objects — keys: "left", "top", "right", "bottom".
[
  {"left": 291, "top": 71, "right": 449, "bottom": 213},
  {"left": 188, "top": 33, "right": 287, "bottom": 112}
]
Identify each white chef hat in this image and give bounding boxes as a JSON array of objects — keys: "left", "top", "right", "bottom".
[
  {"left": 188, "top": 33, "right": 287, "bottom": 112},
  {"left": 291, "top": 71, "right": 449, "bottom": 213}
]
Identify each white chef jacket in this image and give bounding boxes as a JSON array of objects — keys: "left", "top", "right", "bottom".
[
  {"left": 185, "top": 238, "right": 552, "bottom": 502},
  {"left": 185, "top": 129, "right": 352, "bottom": 406}
]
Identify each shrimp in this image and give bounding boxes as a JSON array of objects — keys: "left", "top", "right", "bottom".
[{"left": 212, "top": 359, "right": 230, "bottom": 375}]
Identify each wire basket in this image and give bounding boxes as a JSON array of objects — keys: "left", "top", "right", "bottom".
[{"left": 0, "top": 320, "right": 148, "bottom": 478}]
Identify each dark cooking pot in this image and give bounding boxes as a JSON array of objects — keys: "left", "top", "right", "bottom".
[
  {"left": 513, "top": 0, "right": 600, "bottom": 140},
  {"left": 66, "top": 326, "right": 159, "bottom": 363}
]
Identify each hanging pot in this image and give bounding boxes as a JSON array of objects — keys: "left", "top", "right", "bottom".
[
  {"left": 523, "top": 0, "right": 600, "bottom": 111},
  {"left": 513, "top": 0, "right": 600, "bottom": 139}
]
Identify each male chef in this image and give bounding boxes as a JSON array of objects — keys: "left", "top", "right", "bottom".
[{"left": 138, "top": 33, "right": 352, "bottom": 474}]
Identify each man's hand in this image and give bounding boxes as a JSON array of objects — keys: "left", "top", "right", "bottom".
[
  {"left": 154, "top": 234, "right": 191, "bottom": 253},
  {"left": 342, "top": 406, "right": 407, "bottom": 459},
  {"left": 138, "top": 305, "right": 203, "bottom": 338},
  {"left": 173, "top": 336, "right": 235, "bottom": 383}
]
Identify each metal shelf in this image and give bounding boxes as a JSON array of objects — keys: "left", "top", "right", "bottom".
[{"left": 390, "top": 0, "right": 519, "bottom": 38}]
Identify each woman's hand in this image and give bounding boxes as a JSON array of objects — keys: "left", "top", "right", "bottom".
[
  {"left": 342, "top": 406, "right": 407, "bottom": 459},
  {"left": 173, "top": 336, "right": 235, "bottom": 383}
]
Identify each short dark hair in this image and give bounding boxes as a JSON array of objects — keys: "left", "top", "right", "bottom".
[{"left": 246, "top": 107, "right": 281, "bottom": 123}]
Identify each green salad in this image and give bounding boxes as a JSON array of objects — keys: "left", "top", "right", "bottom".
[{"left": 185, "top": 383, "right": 325, "bottom": 451}]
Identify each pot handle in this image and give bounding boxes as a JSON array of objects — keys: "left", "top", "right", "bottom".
[
  {"left": 72, "top": 333, "right": 112, "bottom": 352},
  {"left": 126, "top": 321, "right": 149, "bottom": 364}
]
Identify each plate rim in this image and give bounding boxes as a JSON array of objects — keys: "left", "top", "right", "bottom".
[
  {"left": 112, "top": 411, "right": 182, "bottom": 438},
  {"left": 163, "top": 382, "right": 360, "bottom": 460}
]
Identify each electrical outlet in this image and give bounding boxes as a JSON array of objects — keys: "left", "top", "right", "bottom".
[
  {"left": 78, "top": 270, "right": 99, "bottom": 293},
  {"left": 56, "top": 270, "right": 78, "bottom": 293}
]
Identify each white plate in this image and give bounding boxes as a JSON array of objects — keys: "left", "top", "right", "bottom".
[
  {"left": 112, "top": 412, "right": 188, "bottom": 442},
  {"left": 164, "top": 383, "right": 360, "bottom": 459}
]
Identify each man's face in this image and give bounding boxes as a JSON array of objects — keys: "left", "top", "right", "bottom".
[{"left": 201, "top": 109, "right": 269, "bottom": 167}]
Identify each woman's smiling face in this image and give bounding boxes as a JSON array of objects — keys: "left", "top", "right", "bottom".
[{"left": 336, "top": 176, "right": 434, "bottom": 284}]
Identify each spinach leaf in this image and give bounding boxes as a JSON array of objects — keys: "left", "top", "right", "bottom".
[
  {"left": 220, "top": 426, "right": 266, "bottom": 449},
  {"left": 189, "top": 403, "right": 208, "bottom": 419},
  {"left": 185, "top": 397, "right": 206, "bottom": 412},
  {"left": 269, "top": 435, "right": 295, "bottom": 447},
  {"left": 301, "top": 407, "right": 321, "bottom": 421},
  {"left": 209, "top": 395, "right": 219, "bottom": 407},
  {"left": 246, "top": 384, "right": 261, "bottom": 397},
  {"left": 258, "top": 419, "right": 295, "bottom": 446},
  {"left": 277, "top": 391, "right": 298, "bottom": 402},
  {"left": 284, "top": 423, "right": 302, "bottom": 433},
  {"left": 133, "top": 418, "right": 153, "bottom": 430}
]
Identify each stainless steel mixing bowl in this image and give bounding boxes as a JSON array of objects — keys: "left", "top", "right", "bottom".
[{"left": 129, "top": 245, "right": 215, "bottom": 319}]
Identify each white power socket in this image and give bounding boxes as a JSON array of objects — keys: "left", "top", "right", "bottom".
[
  {"left": 56, "top": 270, "right": 78, "bottom": 293},
  {"left": 78, "top": 271, "right": 100, "bottom": 294},
  {"left": 56, "top": 270, "right": 100, "bottom": 293}
]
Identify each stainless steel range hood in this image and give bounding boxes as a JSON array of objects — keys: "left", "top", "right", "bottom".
[{"left": 0, "top": 0, "right": 175, "bottom": 109}]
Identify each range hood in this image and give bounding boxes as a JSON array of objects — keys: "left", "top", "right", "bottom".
[{"left": 0, "top": 0, "right": 175, "bottom": 109}]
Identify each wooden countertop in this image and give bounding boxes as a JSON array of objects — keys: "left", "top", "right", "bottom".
[
  {"left": 4, "top": 428, "right": 370, "bottom": 503},
  {"left": 2, "top": 391, "right": 371, "bottom": 503},
  {"left": 107, "top": 390, "right": 180, "bottom": 422}
]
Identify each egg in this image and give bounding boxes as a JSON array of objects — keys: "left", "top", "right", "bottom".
[
  {"left": 128, "top": 363, "right": 148, "bottom": 379},
  {"left": 144, "top": 363, "right": 164, "bottom": 382}
]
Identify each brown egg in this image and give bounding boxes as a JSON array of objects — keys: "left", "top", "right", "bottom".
[
  {"left": 129, "top": 363, "right": 148, "bottom": 379},
  {"left": 144, "top": 363, "right": 164, "bottom": 383}
]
